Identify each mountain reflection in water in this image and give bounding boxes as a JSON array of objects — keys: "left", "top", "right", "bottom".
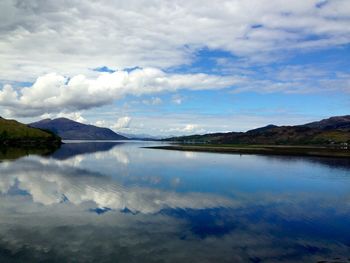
[{"left": 0, "top": 141, "right": 349, "bottom": 262}]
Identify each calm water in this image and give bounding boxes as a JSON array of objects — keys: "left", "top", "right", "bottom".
[{"left": 0, "top": 141, "right": 350, "bottom": 262}]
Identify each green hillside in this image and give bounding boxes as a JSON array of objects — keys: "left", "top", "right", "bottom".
[
  {"left": 0, "top": 117, "right": 61, "bottom": 146},
  {"left": 165, "top": 115, "right": 350, "bottom": 146}
]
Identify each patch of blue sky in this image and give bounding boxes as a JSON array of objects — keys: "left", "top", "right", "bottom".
[
  {"left": 93, "top": 66, "right": 145, "bottom": 73},
  {"left": 123, "top": 66, "right": 143, "bottom": 73},
  {"left": 315, "top": 0, "right": 329, "bottom": 9},
  {"left": 285, "top": 44, "right": 350, "bottom": 69},
  {"left": 115, "top": 87, "right": 349, "bottom": 122},
  {"left": 0, "top": 80, "right": 34, "bottom": 88},
  {"left": 251, "top": 24, "right": 263, "bottom": 29},
  {"left": 168, "top": 43, "right": 350, "bottom": 87},
  {"left": 92, "top": 66, "right": 116, "bottom": 73},
  {"left": 168, "top": 48, "right": 240, "bottom": 75},
  {"left": 183, "top": 90, "right": 348, "bottom": 119},
  {"left": 230, "top": 92, "right": 349, "bottom": 118}
]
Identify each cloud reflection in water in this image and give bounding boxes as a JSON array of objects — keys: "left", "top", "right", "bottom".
[{"left": 0, "top": 142, "right": 350, "bottom": 262}]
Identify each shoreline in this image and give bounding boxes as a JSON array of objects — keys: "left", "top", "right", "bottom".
[
  {"left": 145, "top": 144, "right": 350, "bottom": 158},
  {"left": 0, "top": 145, "right": 60, "bottom": 161},
  {"left": 0, "top": 139, "right": 61, "bottom": 148}
]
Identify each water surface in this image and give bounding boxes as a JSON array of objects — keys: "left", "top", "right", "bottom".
[{"left": 0, "top": 141, "right": 349, "bottom": 262}]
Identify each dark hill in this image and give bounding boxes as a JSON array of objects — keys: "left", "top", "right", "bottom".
[
  {"left": 0, "top": 117, "right": 61, "bottom": 147},
  {"left": 165, "top": 115, "right": 350, "bottom": 146},
  {"left": 301, "top": 115, "right": 350, "bottom": 130},
  {"left": 29, "top": 118, "right": 128, "bottom": 140},
  {"left": 247, "top": 124, "right": 279, "bottom": 134}
]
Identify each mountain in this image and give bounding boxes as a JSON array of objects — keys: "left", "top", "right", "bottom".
[
  {"left": 301, "top": 115, "right": 350, "bottom": 130},
  {"left": 165, "top": 115, "right": 350, "bottom": 146},
  {"left": 119, "top": 132, "right": 163, "bottom": 141},
  {"left": 29, "top": 118, "right": 128, "bottom": 140},
  {"left": 0, "top": 117, "right": 61, "bottom": 147}
]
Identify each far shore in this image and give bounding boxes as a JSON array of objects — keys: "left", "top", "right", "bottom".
[{"left": 145, "top": 144, "right": 350, "bottom": 158}]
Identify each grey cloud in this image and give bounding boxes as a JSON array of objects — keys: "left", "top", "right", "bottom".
[{"left": 0, "top": 0, "right": 350, "bottom": 81}]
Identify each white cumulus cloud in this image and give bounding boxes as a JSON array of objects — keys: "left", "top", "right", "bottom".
[
  {"left": 113, "top": 116, "right": 132, "bottom": 130},
  {"left": 0, "top": 68, "right": 242, "bottom": 117}
]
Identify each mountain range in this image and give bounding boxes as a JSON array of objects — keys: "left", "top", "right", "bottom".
[
  {"left": 165, "top": 115, "right": 350, "bottom": 146},
  {"left": 29, "top": 118, "right": 127, "bottom": 140},
  {"left": 2, "top": 115, "right": 349, "bottom": 145}
]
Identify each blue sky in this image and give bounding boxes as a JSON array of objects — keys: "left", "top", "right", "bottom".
[{"left": 0, "top": 0, "right": 349, "bottom": 136}]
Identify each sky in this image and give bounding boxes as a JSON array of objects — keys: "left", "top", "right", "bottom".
[{"left": 0, "top": 0, "right": 349, "bottom": 136}]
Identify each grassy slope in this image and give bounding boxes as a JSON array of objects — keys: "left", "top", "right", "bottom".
[
  {"left": 165, "top": 116, "right": 350, "bottom": 146},
  {"left": 312, "top": 130, "right": 350, "bottom": 143},
  {"left": 0, "top": 118, "right": 53, "bottom": 138},
  {"left": 0, "top": 117, "right": 61, "bottom": 146},
  {"left": 166, "top": 127, "right": 350, "bottom": 145}
]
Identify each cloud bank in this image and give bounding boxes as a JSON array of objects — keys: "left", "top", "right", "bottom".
[
  {"left": 0, "top": 68, "right": 241, "bottom": 117},
  {"left": 0, "top": 0, "right": 350, "bottom": 81}
]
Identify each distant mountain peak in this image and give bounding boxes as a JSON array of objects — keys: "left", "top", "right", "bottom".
[
  {"left": 36, "top": 118, "right": 52, "bottom": 123},
  {"left": 55, "top": 117, "right": 73, "bottom": 121},
  {"left": 29, "top": 118, "right": 128, "bottom": 140}
]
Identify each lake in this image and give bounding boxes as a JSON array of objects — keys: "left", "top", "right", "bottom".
[{"left": 0, "top": 141, "right": 350, "bottom": 262}]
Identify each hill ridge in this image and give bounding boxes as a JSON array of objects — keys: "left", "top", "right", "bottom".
[
  {"left": 30, "top": 118, "right": 128, "bottom": 140},
  {"left": 0, "top": 117, "right": 61, "bottom": 147},
  {"left": 165, "top": 115, "right": 350, "bottom": 146}
]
